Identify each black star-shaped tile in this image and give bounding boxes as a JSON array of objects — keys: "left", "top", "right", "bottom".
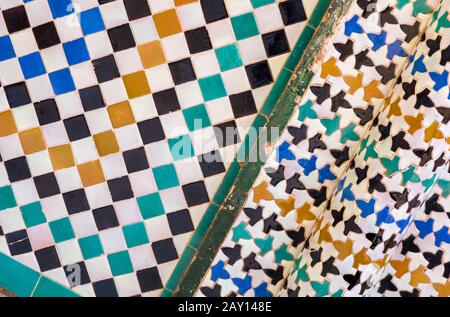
[{"left": 334, "top": 39, "right": 354, "bottom": 61}]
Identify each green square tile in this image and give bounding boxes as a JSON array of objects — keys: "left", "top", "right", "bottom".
[
  {"left": 78, "top": 234, "right": 104, "bottom": 260},
  {"left": 215, "top": 44, "right": 243, "bottom": 71},
  {"left": 137, "top": 192, "right": 165, "bottom": 219},
  {"left": 107, "top": 251, "right": 133, "bottom": 276},
  {"left": 49, "top": 217, "right": 75, "bottom": 243},
  {"left": 251, "top": 0, "right": 275, "bottom": 8},
  {"left": 0, "top": 186, "right": 17, "bottom": 211},
  {"left": 231, "top": 13, "right": 259, "bottom": 40},
  {"left": 168, "top": 134, "right": 195, "bottom": 161},
  {"left": 20, "top": 202, "right": 46, "bottom": 228},
  {"left": 183, "top": 104, "right": 211, "bottom": 131},
  {"left": 198, "top": 74, "right": 227, "bottom": 101},
  {"left": 153, "top": 164, "right": 180, "bottom": 190},
  {"left": 123, "top": 222, "right": 149, "bottom": 248}
]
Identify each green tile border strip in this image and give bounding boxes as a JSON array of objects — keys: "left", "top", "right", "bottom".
[
  {"left": 0, "top": 252, "right": 79, "bottom": 297},
  {"left": 167, "top": 0, "right": 354, "bottom": 297}
]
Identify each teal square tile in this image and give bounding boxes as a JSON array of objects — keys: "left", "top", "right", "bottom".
[
  {"left": 183, "top": 104, "right": 211, "bottom": 131},
  {"left": 168, "top": 134, "right": 195, "bottom": 161},
  {"left": 231, "top": 13, "right": 259, "bottom": 40},
  {"left": 0, "top": 186, "right": 17, "bottom": 211},
  {"left": 20, "top": 202, "right": 46, "bottom": 228},
  {"left": 107, "top": 250, "right": 133, "bottom": 276},
  {"left": 49, "top": 217, "right": 75, "bottom": 243},
  {"left": 137, "top": 193, "right": 165, "bottom": 219},
  {"left": 123, "top": 222, "right": 149, "bottom": 248},
  {"left": 78, "top": 234, "right": 104, "bottom": 260},
  {"left": 251, "top": 0, "right": 275, "bottom": 8},
  {"left": 153, "top": 164, "right": 180, "bottom": 190},
  {"left": 215, "top": 44, "right": 243, "bottom": 71},
  {"left": 198, "top": 74, "right": 227, "bottom": 101}
]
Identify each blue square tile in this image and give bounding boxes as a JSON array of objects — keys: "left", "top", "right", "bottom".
[
  {"left": 0, "top": 36, "right": 16, "bottom": 61},
  {"left": 19, "top": 52, "right": 46, "bottom": 79},
  {"left": 49, "top": 68, "right": 76, "bottom": 95},
  {"left": 63, "top": 38, "right": 90, "bottom": 65},
  {"left": 48, "top": 0, "right": 74, "bottom": 19},
  {"left": 79, "top": 7, "right": 105, "bottom": 36}
]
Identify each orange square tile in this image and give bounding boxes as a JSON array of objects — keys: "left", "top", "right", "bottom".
[
  {"left": 122, "top": 71, "right": 151, "bottom": 99},
  {"left": 48, "top": 144, "right": 75, "bottom": 170},
  {"left": 153, "top": 9, "right": 182, "bottom": 38},
  {"left": 94, "top": 130, "right": 120, "bottom": 156},
  {"left": 78, "top": 160, "right": 105, "bottom": 187},
  {"left": 138, "top": 41, "right": 166, "bottom": 69},
  {"left": 107, "top": 101, "right": 135, "bottom": 128},
  {"left": 19, "top": 128, "right": 46, "bottom": 154},
  {"left": 175, "top": 0, "right": 198, "bottom": 5},
  {"left": 0, "top": 110, "right": 18, "bottom": 137}
]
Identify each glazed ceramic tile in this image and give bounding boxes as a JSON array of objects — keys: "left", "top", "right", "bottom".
[
  {"left": 197, "top": 0, "right": 445, "bottom": 297},
  {"left": 285, "top": 0, "right": 449, "bottom": 296},
  {"left": 0, "top": 0, "right": 318, "bottom": 296}
]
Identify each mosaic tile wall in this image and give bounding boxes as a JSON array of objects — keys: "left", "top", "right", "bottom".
[
  {"left": 197, "top": 0, "right": 449, "bottom": 297},
  {"left": 0, "top": 0, "right": 319, "bottom": 296}
]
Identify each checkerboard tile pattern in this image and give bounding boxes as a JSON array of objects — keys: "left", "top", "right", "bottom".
[{"left": 0, "top": 0, "right": 317, "bottom": 296}]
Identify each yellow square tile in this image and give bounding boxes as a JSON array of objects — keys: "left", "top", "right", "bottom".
[
  {"left": 49, "top": 144, "right": 75, "bottom": 170},
  {"left": 94, "top": 130, "right": 120, "bottom": 156},
  {"left": 153, "top": 9, "right": 182, "bottom": 38},
  {"left": 0, "top": 110, "right": 18, "bottom": 137},
  {"left": 19, "top": 128, "right": 46, "bottom": 154},
  {"left": 107, "top": 101, "right": 136, "bottom": 128},
  {"left": 78, "top": 160, "right": 105, "bottom": 187},
  {"left": 138, "top": 41, "right": 166, "bottom": 69},
  {"left": 175, "top": 0, "right": 198, "bottom": 5},
  {"left": 122, "top": 71, "right": 151, "bottom": 99}
]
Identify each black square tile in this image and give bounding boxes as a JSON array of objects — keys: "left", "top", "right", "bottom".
[
  {"left": 123, "top": 0, "right": 151, "bottom": 21},
  {"left": 153, "top": 88, "right": 181, "bottom": 115},
  {"left": 34, "top": 99, "right": 61, "bottom": 125},
  {"left": 182, "top": 181, "right": 209, "bottom": 207},
  {"left": 185, "top": 27, "right": 212, "bottom": 54},
  {"left": 6, "top": 230, "right": 32, "bottom": 256},
  {"left": 169, "top": 58, "right": 197, "bottom": 85},
  {"left": 200, "top": 0, "right": 228, "bottom": 23},
  {"left": 63, "top": 262, "right": 91, "bottom": 287},
  {"left": 93, "top": 278, "right": 119, "bottom": 297},
  {"left": 35, "top": 246, "right": 61, "bottom": 272},
  {"left": 245, "top": 61, "right": 273, "bottom": 89},
  {"left": 98, "top": 0, "right": 116, "bottom": 4},
  {"left": 214, "top": 120, "right": 240, "bottom": 147},
  {"left": 151, "top": 238, "right": 178, "bottom": 264},
  {"left": 4, "top": 82, "right": 31, "bottom": 108},
  {"left": 262, "top": 30, "right": 290, "bottom": 57},
  {"left": 123, "top": 147, "right": 149, "bottom": 174},
  {"left": 3, "top": 6, "right": 30, "bottom": 34},
  {"left": 137, "top": 117, "right": 165, "bottom": 144},
  {"left": 63, "top": 189, "right": 90, "bottom": 215},
  {"left": 92, "top": 55, "right": 120, "bottom": 83},
  {"left": 167, "top": 209, "right": 194, "bottom": 235},
  {"left": 107, "top": 24, "right": 136, "bottom": 52},
  {"left": 79, "top": 85, "right": 105, "bottom": 111},
  {"left": 5, "top": 157, "right": 31, "bottom": 182},
  {"left": 198, "top": 150, "right": 225, "bottom": 177},
  {"left": 107, "top": 176, "right": 134, "bottom": 202},
  {"left": 136, "top": 267, "right": 163, "bottom": 292},
  {"left": 34, "top": 173, "right": 61, "bottom": 198},
  {"left": 92, "top": 205, "right": 119, "bottom": 231},
  {"left": 279, "top": 0, "right": 307, "bottom": 25},
  {"left": 229, "top": 91, "right": 257, "bottom": 118},
  {"left": 63, "top": 115, "right": 91, "bottom": 141},
  {"left": 32, "top": 21, "right": 61, "bottom": 50}
]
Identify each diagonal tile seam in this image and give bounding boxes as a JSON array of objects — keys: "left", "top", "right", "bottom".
[{"left": 167, "top": 0, "right": 354, "bottom": 297}]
